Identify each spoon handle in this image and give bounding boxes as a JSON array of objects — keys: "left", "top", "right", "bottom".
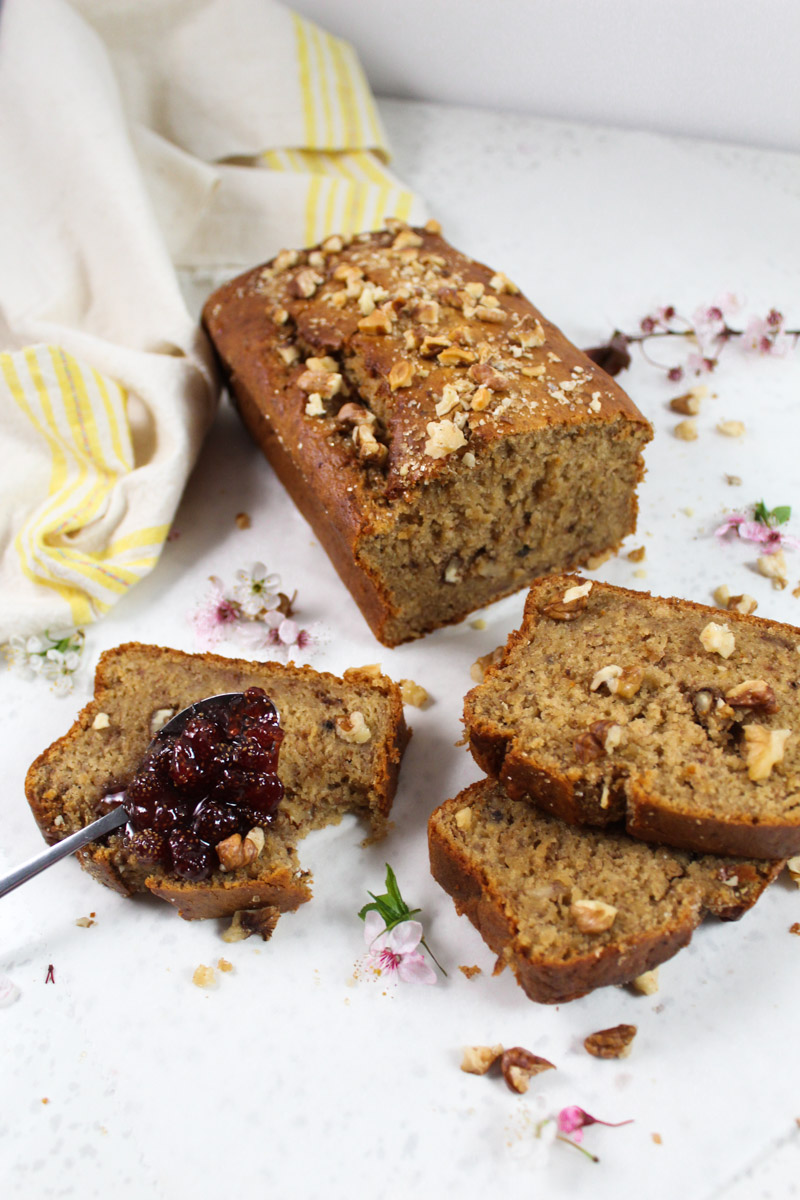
[{"left": 0, "top": 807, "right": 129, "bottom": 899}]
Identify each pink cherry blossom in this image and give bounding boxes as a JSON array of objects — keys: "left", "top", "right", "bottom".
[
  {"left": 191, "top": 578, "right": 240, "bottom": 644},
  {"left": 363, "top": 910, "right": 437, "bottom": 985},
  {"left": 557, "top": 1106, "right": 633, "bottom": 1144},
  {"left": 715, "top": 514, "right": 800, "bottom": 553}
]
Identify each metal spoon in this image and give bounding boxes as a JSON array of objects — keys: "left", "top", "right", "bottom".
[{"left": 0, "top": 693, "right": 247, "bottom": 900}]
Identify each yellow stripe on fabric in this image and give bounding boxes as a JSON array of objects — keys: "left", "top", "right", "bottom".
[
  {"left": 310, "top": 24, "right": 335, "bottom": 151},
  {"left": 45, "top": 544, "right": 139, "bottom": 593},
  {"left": 395, "top": 190, "right": 415, "bottom": 223},
  {"left": 350, "top": 150, "right": 393, "bottom": 189},
  {"left": 340, "top": 40, "right": 386, "bottom": 157},
  {"left": 105, "top": 525, "right": 169, "bottom": 556},
  {"left": 48, "top": 348, "right": 112, "bottom": 537},
  {"left": 293, "top": 13, "right": 316, "bottom": 148},
  {"left": 330, "top": 35, "right": 361, "bottom": 148},
  {"left": 90, "top": 366, "right": 131, "bottom": 473}
]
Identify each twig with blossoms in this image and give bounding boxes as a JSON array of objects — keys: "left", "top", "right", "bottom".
[
  {"left": 4, "top": 629, "right": 85, "bottom": 695},
  {"left": 358, "top": 863, "right": 445, "bottom": 983},
  {"left": 510, "top": 1099, "right": 632, "bottom": 1167},
  {"left": 191, "top": 562, "right": 313, "bottom": 655},
  {"left": 715, "top": 500, "right": 800, "bottom": 555},
  {"left": 586, "top": 298, "right": 799, "bottom": 382}
]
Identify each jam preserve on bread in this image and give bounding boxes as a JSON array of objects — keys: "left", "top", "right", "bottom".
[{"left": 108, "top": 688, "right": 284, "bottom": 882}]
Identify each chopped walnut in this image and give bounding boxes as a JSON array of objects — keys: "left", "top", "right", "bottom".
[
  {"left": 336, "top": 402, "right": 374, "bottom": 427},
  {"left": 631, "top": 968, "right": 659, "bottom": 996},
  {"left": 400, "top": 679, "right": 429, "bottom": 707},
  {"left": 92, "top": 712, "right": 110, "bottom": 730},
  {"left": 424, "top": 418, "right": 467, "bottom": 459},
  {"left": 474, "top": 304, "right": 507, "bottom": 324},
  {"left": 352, "top": 423, "right": 388, "bottom": 464},
  {"left": 305, "top": 393, "right": 325, "bottom": 417},
  {"left": 584, "top": 1024, "right": 637, "bottom": 1059},
  {"left": 674, "top": 419, "right": 698, "bottom": 441},
  {"left": 616, "top": 666, "right": 645, "bottom": 700},
  {"left": 272, "top": 307, "right": 290, "bottom": 326},
  {"left": 743, "top": 724, "right": 791, "bottom": 781},
  {"left": 455, "top": 806, "right": 473, "bottom": 831},
  {"left": 223, "top": 906, "right": 281, "bottom": 943},
  {"left": 388, "top": 360, "right": 415, "bottom": 390},
  {"left": 470, "top": 386, "right": 492, "bottom": 411},
  {"left": 699, "top": 621, "right": 735, "bottom": 658},
  {"left": 291, "top": 268, "right": 323, "bottom": 298},
  {"left": 590, "top": 664, "right": 623, "bottom": 693},
  {"left": 357, "top": 308, "right": 393, "bottom": 334},
  {"left": 669, "top": 391, "right": 702, "bottom": 415},
  {"left": 501, "top": 1047, "right": 556, "bottom": 1094},
  {"left": 297, "top": 368, "right": 342, "bottom": 398},
  {"left": 541, "top": 585, "right": 591, "bottom": 621},
  {"left": 149, "top": 708, "right": 176, "bottom": 737},
  {"left": 490, "top": 271, "right": 519, "bottom": 294},
  {"left": 392, "top": 229, "right": 423, "bottom": 250},
  {"left": 216, "top": 832, "right": 260, "bottom": 872},
  {"left": 571, "top": 898, "right": 618, "bottom": 933},
  {"left": 728, "top": 593, "right": 758, "bottom": 615},
  {"left": 717, "top": 419, "right": 746, "bottom": 437},
  {"left": 419, "top": 335, "right": 452, "bottom": 357},
  {"left": 273, "top": 249, "right": 299, "bottom": 273},
  {"left": 414, "top": 299, "right": 440, "bottom": 325},
  {"left": 725, "top": 679, "right": 778, "bottom": 713},
  {"left": 786, "top": 857, "right": 800, "bottom": 885},
  {"left": 758, "top": 549, "right": 788, "bottom": 589},
  {"left": 438, "top": 345, "right": 477, "bottom": 366},
  {"left": 322, "top": 235, "right": 344, "bottom": 253},
  {"left": 435, "top": 383, "right": 463, "bottom": 418},
  {"left": 461, "top": 1045, "right": 503, "bottom": 1075},
  {"left": 192, "top": 964, "right": 217, "bottom": 989},
  {"left": 335, "top": 710, "right": 372, "bottom": 744},
  {"left": 468, "top": 363, "right": 509, "bottom": 391}
]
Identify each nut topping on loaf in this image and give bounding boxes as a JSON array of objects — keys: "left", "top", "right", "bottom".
[
  {"left": 465, "top": 575, "right": 800, "bottom": 858},
  {"left": 203, "top": 223, "right": 652, "bottom": 645}
]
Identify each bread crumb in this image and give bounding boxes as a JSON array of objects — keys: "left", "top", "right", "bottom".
[
  {"left": 627, "top": 546, "right": 646, "bottom": 562},
  {"left": 669, "top": 391, "right": 701, "bottom": 415},
  {"left": 217, "top": 958, "right": 233, "bottom": 973},
  {"left": 785, "top": 857, "right": 800, "bottom": 885},
  {"left": 633, "top": 568, "right": 647, "bottom": 579},
  {"left": 74, "top": 916, "right": 95, "bottom": 928},
  {"left": 585, "top": 549, "right": 613, "bottom": 569},
  {"left": 674, "top": 419, "right": 698, "bottom": 441},
  {"left": 400, "top": 679, "right": 429, "bottom": 708},
  {"left": 713, "top": 584, "right": 731, "bottom": 608},
  {"left": 455, "top": 806, "right": 473, "bottom": 831},
  {"left": 235, "top": 512, "right": 251, "bottom": 530},
  {"left": 726, "top": 474, "right": 742, "bottom": 486},
  {"left": 471, "top": 618, "right": 487, "bottom": 630},
  {"left": 461, "top": 1045, "right": 503, "bottom": 1074},
  {"left": 91, "top": 712, "right": 110, "bottom": 730},
  {"left": 717, "top": 419, "right": 745, "bottom": 437},
  {"left": 459, "top": 964, "right": 482, "bottom": 979},
  {"left": 652, "top": 1133, "right": 663, "bottom": 1145},
  {"left": 192, "top": 965, "right": 217, "bottom": 988},
  {"left": 790, "top": 923, "right": 800, "bottom": 935}
]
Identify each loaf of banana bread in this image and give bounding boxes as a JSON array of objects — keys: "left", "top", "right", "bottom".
[
  {"left": 25, "top": 643, "right": 409, "bottom": 920},
  {"left": 465, "top": 575, "right": 800, "bottom": 858},
  {"left": 429, "top": 779, "right": 782, "bottom": 1004},
  {"left": 202, "top": 222, "right": 652, "bottom": 646}
]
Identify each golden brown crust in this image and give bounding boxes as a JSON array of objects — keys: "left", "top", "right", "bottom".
[
  {"left": 25, "top": 642, "right": 409, "bottom": 919},
  {"left": 203, "top": 226, "right": 652, "bottom": 645},
  {"left": 465, "top": 574, "right": 800, "bottom": 859}
]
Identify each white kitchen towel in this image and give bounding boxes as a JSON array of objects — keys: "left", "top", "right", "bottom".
[{"left": 0, "top": 0, "right": 426, "bottom": 643}]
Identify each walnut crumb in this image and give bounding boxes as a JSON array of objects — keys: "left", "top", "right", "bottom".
[
  {"left": 584, "top": 1024, "right": 637, "bottom": 1059},
  {"left": 149, "top": 707, "right": 176, "bottom": 737},
  {"left": 674, "top": 419, "right": 698, "bottom": 441},
  {"left": 74, "top": 916, "right": 95, "bottom": 928},
  {"left": 758, "top": 549, "right": 788, "bottom": 589},
  {"left": 787, "top": 857, "right": 800, "bottom": 885},
  {"left": 489, "top": 271, "right": 519, "bottom": 294},
  {"left": 455, "top": 806, "right": 473, "bottom": 831},
  {"left": 627, "top": 546, "right": 646, "bottom": 562},
  {"left": 743, "top": 724, "right": 791, "bottom": 781},
  {"left": 424, "top": 418, "right": 467, "bottom": 459},
  {"left": 631, "top": 968, "right": 659, "bottom": 995},
  {"left": 501, "top": 1047, "right": 556, "bottom": 1094},
  {"left": 235, "top": 512, "right": 251, "bottom": 530},
  {"left": 717, "top": 419, "right": 746, "bottom": 437},
  {"left": 571, "top": 898, "right": 618, "bottom": 933},
  {"left": 461, "top": 1045, "right": 504, "bottom": 1075},
  {"left": 305, "top": 393, "right": 325, "bottom": 417},
  {"left": 699, "top": 621, "right": 735, "bottom": 658},
  {"left": 92, "top": 712, "right": 110, "bottom": 730},
  {"left": 192, "top": 965, "right": 217, "bottom": 989},
  {"left": 669, "top": 391, "right": 701, "bottom": 415},
  {"left": 335, "top": 710, "right": 372, "bottom": 744},
  {"left": 400, "top": 679, "right": 429, "bottom": 708},
  {"left": 563, "top": 581, "right": 592, "bottom": 604},
  {"left": 217, "top": 958, "right": 233, "bottom": 973},
  {"left": 388, "top": 360, "right": 415, "bottom": 390},
  {"left": 459, "top": 964, "right": 482, "bottom": 979}
]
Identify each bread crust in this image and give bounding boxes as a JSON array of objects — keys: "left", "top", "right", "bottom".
[
  {"left": 25, "top": 643, "right": 409, "bottom": 920},
  {"left": 203, "top": 227, "right": 651, "bottom": 645},
  {"left": 465, "top": 575, "right": 800, "bottom": 858}
]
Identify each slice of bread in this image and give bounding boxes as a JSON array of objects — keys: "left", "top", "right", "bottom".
[
  {"left": 25, "top": 643, "right": 409, "bottom": 920},
  {"left": 464, "top": 575, "right": 800, "bottom": 858},
  {"left": 428, "top": 779, "right": 782, "bottom": 1004}
]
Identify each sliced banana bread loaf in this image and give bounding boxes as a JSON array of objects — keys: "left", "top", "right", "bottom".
[
  {"left": 202, "top": 222, "right": 652, "bottom": 646},
  {"left": 465, "top": 575, "right": 800, "bottom": 858},
  {"left": 429, "top": 779, "right": 782, "bottom": 1004},
  {"left": 26, "top": 643, "right": 409, "bottom": 919}
]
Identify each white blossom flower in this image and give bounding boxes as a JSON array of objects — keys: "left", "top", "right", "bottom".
[{"left": 233, "top": 562, "right": 282, "bottom": 618}]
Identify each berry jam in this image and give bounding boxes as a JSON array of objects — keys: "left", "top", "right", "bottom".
[{"left": 113, "top": 688, "right": 283, "bottom": 882}]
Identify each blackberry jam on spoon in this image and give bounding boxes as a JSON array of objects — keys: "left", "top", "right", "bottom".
[{"left": 0, "top": 688, "right": 283, "bottom": 898}]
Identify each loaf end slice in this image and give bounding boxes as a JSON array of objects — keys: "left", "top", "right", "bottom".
[
  {"left": 428, "top": 780, "right": 779, "bottom": 1005},
  {"left": 465, "top": 575, "right": 800, "bottom": 858},
  {"left": 25, "top": 644, "right": 409, "bottom": 919},
  {"left": 203, "top": 224, "right": 652, "bottom": 645}
]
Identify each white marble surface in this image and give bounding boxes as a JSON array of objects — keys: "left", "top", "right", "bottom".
[{"left": 2, "top": 99, "right": 800, "bottom": 1199}]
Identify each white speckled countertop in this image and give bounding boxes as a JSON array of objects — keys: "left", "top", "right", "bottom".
[{"left": 2, "top": 99, "right": 800, "bottom": 1199}]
